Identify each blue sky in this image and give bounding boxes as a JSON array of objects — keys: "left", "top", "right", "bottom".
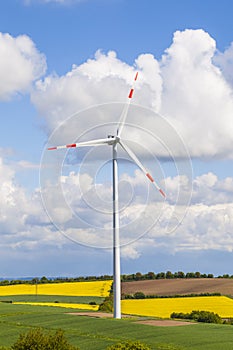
[{"left": 1, "top": 0, "right": 233, "bottom": 278}]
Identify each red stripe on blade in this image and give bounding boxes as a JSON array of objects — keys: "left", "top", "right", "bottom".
[
  {"left": 47, "top": 147, "right": 57, "bottom": 150},
  {"left": 128, "top": 88, "right": 134, "bottom": 98},
  {"left": 134, "top": 72, "right": 138, "bottom": 81},
  {"left": 159, "top": 189, "right": 166, "bottom": 198},
  {"left": 146, "top": 173, "right": 154, "bottom": 182},
  {"left": 66, "top": 144, "right": 76, "bottom": 148}
]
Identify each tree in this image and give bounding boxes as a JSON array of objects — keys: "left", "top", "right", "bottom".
[
  {"left": 185, "top": 272, "right": 195, "bottom": 278},
  {"left": 11, "top": 328, "right": 80, "bottom": 350},
  {"left": 135, "top": 272, "right": 142, "bottom": 281},
  {"left": 175, "top": 271, "right": 185, "bottom": 278},
  {"left": 194, "top": 272, "right": 201, "bottom": 278},
  {"left": 145, "top": 272, "right": 155, "bottom": 280},
  {"left": 40, "top": 276, "right": 49, "bottom": 283},
  {"left": 31, "top": 278, "right": 39, "bottom": 284},
  {"left": 156, "top": 272, "right": 165, "bottom": 279},
  {"left": 165, "top": 271, "right": 173, "bottom": 279}
]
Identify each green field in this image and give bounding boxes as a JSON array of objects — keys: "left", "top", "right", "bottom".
[
  {"left": 0, "top": 294, "right": 103, "bottom": 304},
  {"left": 1, "top": 302, "right": 233, "bottom": 349}
]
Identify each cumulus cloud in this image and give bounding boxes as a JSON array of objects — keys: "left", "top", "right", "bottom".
[
  {"left": 0, "top": 151, "right": 232, "bottom": 262},
  {"left": 33, "top": 29, "right": 233, "bottom": 160},
  {"left": 0, "top": 32, "right": 46, "bottom": 100},
  {"left": 38, "top": 160, "right": 233, "bottom": 256},
  {"left": 0, "top": 156, "right": 64, "bottom": 251},
  {"left": 160, "top": 29, "right": 233, "bottom": 159},
  {"left": 214, "top": 42, "right": 233, "bottom": 86}
]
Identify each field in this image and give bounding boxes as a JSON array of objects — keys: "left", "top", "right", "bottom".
[
  {"left": 122, "top": 278, "right": 233, "bottom": 296},
  {"left": 1, "top": 302, "right": 233, "bottom": 349},
  {"left": 0, "top": 280, "right": 112, "bottom": 297},
  {"left": 2, "top": 279, "right": 233, "bottom": 349},
  {"left": 122, "top": 296, "right": 233, "bottom": 318}
]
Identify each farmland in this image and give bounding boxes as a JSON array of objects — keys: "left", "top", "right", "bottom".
[
  {"left": 122, "top": 296, "right": 233, "bottom": 318},
  {"left": 122, "top": 278, "right": 233, "bottom": 296},
  {"left": 1, "top": 302, "right": 233, "bottom": 349},
  {"left": 1, "top": 278, "right": 233, "bottom": 349},
  {"left": 0, "top": 280, "right": 112, "bottom": 297}
]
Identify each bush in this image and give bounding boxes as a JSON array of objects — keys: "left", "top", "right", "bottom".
[
  {"left": 171, "top": 310, "right": 222, "bottom": 324},
  {"left": 11, "top": 328, "right": 80, "bottom": 350},
  {"left": 106, "top": 340, "right": 151, "bottom": 349},
  {"left": 99, "top": 295, "right": 113, "bottom": 312},
  {"left": 133, "top": 292, "right": 146, "bottom": 299},
  {"left": 190, "top": 310, "right": 222, "bottom": 323}
]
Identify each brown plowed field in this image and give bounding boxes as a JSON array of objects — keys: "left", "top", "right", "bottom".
[{"left": 122, "top": 278, "right": 233, "bottom": 296}]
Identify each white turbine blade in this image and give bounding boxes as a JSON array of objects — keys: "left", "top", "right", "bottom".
[
  {"left": 48, "top": 137, "right": 116, "bottom": 150},
  {"left": 117, "top": 72, "right": 138, "bottom": 137},
  {"left": 120, "top": 141, "right": 166, "bottom": 198}
]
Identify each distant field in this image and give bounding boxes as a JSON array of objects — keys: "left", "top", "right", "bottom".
[
  {"left": 122, "top": 278, "right": 233, "bottom": 296},
  {"left": 122, "top": 296, "right": 233, "bottom": 318},
  {"left": 0, "top": 280, "right": 112, "bottom": 297}
]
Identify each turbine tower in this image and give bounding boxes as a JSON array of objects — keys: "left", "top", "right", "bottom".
[{"left": 48, "top": 72, "right": 166, "bottom": 319}]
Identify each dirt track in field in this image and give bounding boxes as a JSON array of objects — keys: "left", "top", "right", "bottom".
[
  {"left": 68, "top": 312, "right": 196, "bottom": 326},
  {"left": 122, "top": 278, "right": 233, "bottom": 296}
]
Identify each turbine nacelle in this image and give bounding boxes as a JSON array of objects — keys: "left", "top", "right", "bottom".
[{"left": 107, "top": 135, "right": 120, "bottom": 145}]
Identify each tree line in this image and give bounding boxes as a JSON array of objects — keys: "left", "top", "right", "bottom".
[
  {"left": 1, "top": 270, "right": 233, "bottom": 286},
  {"left": 121, "top": 271, "right": 215, "bottom": 281}
]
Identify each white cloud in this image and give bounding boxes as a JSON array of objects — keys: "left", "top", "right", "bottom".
[
  {"left": 0, "top": 156, "right": 61, "bottom": 250},
  {"left": 0, "top": 33, "right": 46, "bottom": 100},
  {"left": 39, "top": 162, "right": 233, "bottom": 255},
  {"left": 33, "top": 29, "right": 233, "bottom": 159},
  {"left": 214, "top": 42, "right": 233, "bottom": 86},
  {"left": 0, "top": 151, "right": 233, "bottom": 264},
  {"left": 160, "top": 29, "right": 233, "bottom": 159}
]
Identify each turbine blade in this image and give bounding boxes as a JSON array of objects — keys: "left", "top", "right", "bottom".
[
  {"left": 117, "top": 71, "right": 139, "bottom": 137},
  {"left": 120, "top": 141, "right": 166, "bottom": 198},
  {"left": 47, "top": 137, "right": 116, "bottom": 150}
]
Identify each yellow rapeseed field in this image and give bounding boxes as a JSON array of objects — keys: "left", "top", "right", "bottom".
[
  {"left": 0, "top": 280, "right": 112, "bottom": 297},
  {"left": 14, "top": 302, "right": 99, "bottom": 311},
  {"left": 121, "top": 296, "right": 233, "bottom": 318}
]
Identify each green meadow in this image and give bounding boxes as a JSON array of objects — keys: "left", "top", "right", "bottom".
[
  {"left": 1, "top": 302, "right": 233, "bottom": 349},
  {"left": 0, "top": 295, "right": 103, "bottom": 304}
]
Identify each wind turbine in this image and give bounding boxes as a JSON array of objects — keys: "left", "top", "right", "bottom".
[{"left": 47, "top": 72, "right": 166, "bottom": 319}]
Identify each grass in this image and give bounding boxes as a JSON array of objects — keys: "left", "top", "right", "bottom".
[
  {"left": 0, "top": 294, "right": 103, "bottom": 304},
  {"left": 1, "top": 303, "right": 233, "bottom": 349}
]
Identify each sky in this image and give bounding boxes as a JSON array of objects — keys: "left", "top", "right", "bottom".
[{"left": 1, "top": 0, "right": 233, "bottom": 278}]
